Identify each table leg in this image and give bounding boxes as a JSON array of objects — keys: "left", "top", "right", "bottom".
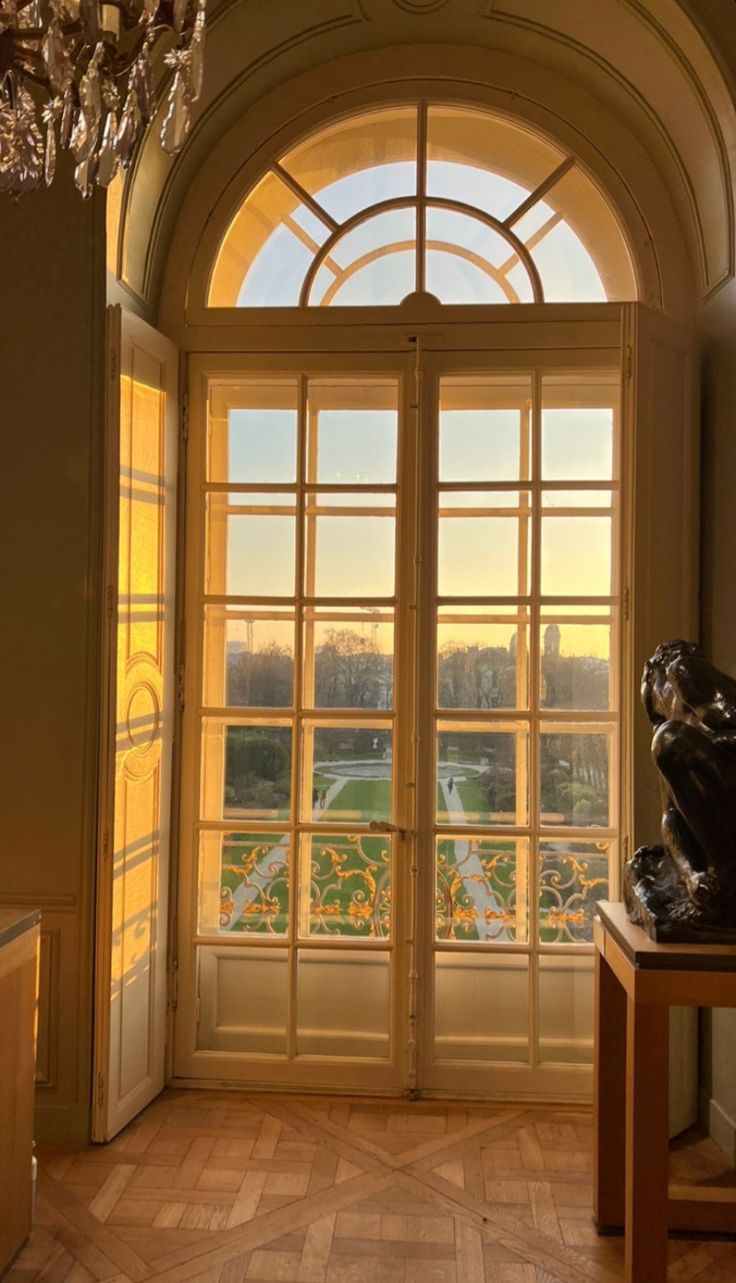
[
  {"left": 594, "top": 947, "right": 626, "bottom": 1231},
  {"left": 625, "top": 995, "right": 669, "bottom": 1283}
]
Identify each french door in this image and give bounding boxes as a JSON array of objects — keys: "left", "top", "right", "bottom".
[{"left": 175, "top": 332, "right": 623, "bottom": 1098}]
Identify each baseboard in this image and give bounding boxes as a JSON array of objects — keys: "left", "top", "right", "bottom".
[
  {"left": 34, "top": 1102, "right": 91, "bottom": 1148},
  {"left": 709, "top": 1096, "right": 736, "bottom": 1166}
]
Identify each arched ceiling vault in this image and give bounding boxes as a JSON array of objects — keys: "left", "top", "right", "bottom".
[{"left": 114, "top": 0, "right": 735, "bottom": 327}]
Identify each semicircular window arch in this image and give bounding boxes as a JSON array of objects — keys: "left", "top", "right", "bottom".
[{"left": 208, "top": 104, "right": 637, "bottom": 308}]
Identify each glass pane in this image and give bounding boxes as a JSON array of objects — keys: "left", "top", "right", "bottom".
[
  {"left": 300, "top": 833, "right": 392, "bottom": 938},
  {"left": 438, "top": 506, "right": 529, "bottom": 597},
  {"left": 199, "top": 722, "right": 291, "bottom": 821},
  {"left": 437, "top": 611, "right": 527, "bottom": 710},
  {"left": 280, "top": 107, "right": 417, "bottom": 222},
  {"left": 539, "top": 840, "right": 611, "bottom": 943},
  {"left": 426, "top": 105, "right": 565, "bottom": 217},
  {"left": 304, "top": 726, "right": 391, "bottom": 823},
  {"left": 306, "top": 502, "right": 396, "bottom": 598},
  {"left": 530, "top": 219, "right": 606, "bottom": 302},
  {"left": 439, "top": 376, "right": 530, "bottom": 482},
  {"left": 309, "top": 210, "right": 415, "bottom": 306},
  {"left": 541, "top": 516, "right": 611, "bottom": 597},
  {"left": 197, "top": 945, "right": 288, "bottom": 1053},
  {"left": 199, "top": 830, "right": 289, "bottom": 937},
  {"left": 208, "top": 381, "right": 298, "bottom": 483},
  {"left": 437, "top": 728, "right": 527, "bottom": 826},
  {"left": 307, "top": 378, "right": 398, "bottom": 483},
  {"left": 206, "top": 493, "right": 296, "bottom": 599},
  {"left": 539, "top": 955, "right": 594, "bottom": 1064},
  {"left": 434, "top": 952, "right": 529, "bottom": 1063},
  {"left": 305, "top": 609, "right": 394, "bottom": 709},
  {"left": 426, "top": 208, "right": 534, "bottom": 304},
  {"left": 203, "top": 607, "right": 295, "bottom": 708},
  {"left": 540, "top": 731, "right": 610, "bottom": 827},
  {"left": 540, "top": 621, "right": 612, "bottom": 711},
  {"left": 296, "top": 950, "right": 390, "bottom": 1058},
  {"left": 427, "top": 250, "right": 520, "bottom": 305},
  {"left": 436, "top": 837, "right": 528, "bottom": 943},
  {"left": 542, "top": 489, "right": 612, "bottom": 509},
  {"left": 208, "top": 171, "right": 330, "bottom": 307},
  {"left": 542, "top": 392, "right": 614, "bottom": 481},
  {"left": 538, "top": 164, "right": 636, "bottom": 300}
]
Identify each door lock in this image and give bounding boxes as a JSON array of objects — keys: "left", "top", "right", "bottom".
[{"left": 369, "top": 820, "right": 407, "bottom": 839}]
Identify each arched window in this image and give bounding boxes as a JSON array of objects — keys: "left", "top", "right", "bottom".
[{"left": 208, "top": 104, "right": 637, "bottom": 307}]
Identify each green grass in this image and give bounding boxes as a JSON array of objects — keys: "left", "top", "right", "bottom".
[
  {"left": 325, "top": 777, "right": 390, "bottom": 818},
  {"left": 455, "top": 779, "right": 489, "bottom": 821}
]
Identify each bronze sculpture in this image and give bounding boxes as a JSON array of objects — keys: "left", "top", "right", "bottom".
[{"left": 623, "top": 640, "right": 736, "bottom": 942}]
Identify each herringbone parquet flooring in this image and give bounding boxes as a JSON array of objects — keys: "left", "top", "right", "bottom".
[{"left": 8, "top": 1090, "right": 736, "bottom": 1282}]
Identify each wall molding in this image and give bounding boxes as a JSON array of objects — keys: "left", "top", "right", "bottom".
[{"left": 483, "top": 6, "right": 732, "bottom": 298}]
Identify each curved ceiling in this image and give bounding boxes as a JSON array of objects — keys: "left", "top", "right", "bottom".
[{"left": 115, "top": 0, "right": 735, "bottom": 325}]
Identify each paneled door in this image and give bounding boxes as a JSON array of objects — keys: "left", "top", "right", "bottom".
[{"left": 175, "top": 336, "right": 623, "bottom": 1098}]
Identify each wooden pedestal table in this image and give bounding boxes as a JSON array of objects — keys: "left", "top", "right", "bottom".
[
  {"left": 594, "top": 900, "right": 736, "bottom": 1282},
  {"left": 0, "top": 907, "right": 40, "bottom": 1277}
]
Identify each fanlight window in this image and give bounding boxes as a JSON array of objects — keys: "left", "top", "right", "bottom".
[{"left": 208, "top": 105, "right": 637, "bottom": 308}]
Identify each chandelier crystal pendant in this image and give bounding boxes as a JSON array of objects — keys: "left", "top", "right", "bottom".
[{"left": 0, "top": 0, "right": 206, "bottom": 197}]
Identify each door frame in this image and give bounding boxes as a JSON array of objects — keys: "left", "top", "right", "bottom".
[{"left": 172, "top": 306, "right": 641, "bottom": 1100}]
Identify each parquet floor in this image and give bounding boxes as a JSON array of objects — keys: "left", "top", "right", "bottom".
[{"left": 8, "top": 1089, "right": 736, "bottom": 1283}]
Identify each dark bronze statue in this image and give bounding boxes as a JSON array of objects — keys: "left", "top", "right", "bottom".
[{"left": 623, "top": 640, "right": 736, "bottom": 942}]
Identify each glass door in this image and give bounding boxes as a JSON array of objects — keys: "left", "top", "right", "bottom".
[
  {"left": 175, "top": 338, "right": 623, "bottom": 1098},
  {"left": 175, "top": 355, "right": 415, "bottom": 1091},
  {"left": 418, "top": 357, "right": 621, "bottom": 1095}
]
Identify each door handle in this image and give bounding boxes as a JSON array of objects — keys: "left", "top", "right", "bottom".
[{"left": 369, "top": 820, "right": 407, "bottom": 839}]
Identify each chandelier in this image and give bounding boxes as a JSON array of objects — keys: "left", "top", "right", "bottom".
[{"left": 0, "top": 0, "right": 206, "bottom": 197}]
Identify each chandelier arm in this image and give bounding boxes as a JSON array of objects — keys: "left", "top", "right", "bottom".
[
  {"left": 12, "top": 45, "right": 45, "bottom": 66},
  {"left": 15, "top": 63, "right": 50, "bottom": 88}
]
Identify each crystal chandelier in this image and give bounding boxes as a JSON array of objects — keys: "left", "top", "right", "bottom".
[{"left": 0, "top": 0, "right": 205, "bottom": 197}]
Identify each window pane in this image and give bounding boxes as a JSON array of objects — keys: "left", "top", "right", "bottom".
[
  {"left": 208, "top": 381, "right": 298, "bottom": 483},
  {"left": 541, "top": 515, "right": 611, "bottom": 597},
  {"left": 426, "top": 207, "right": 534, "bottom": 304},
  {"left": 542, "top": 489, "right": 612, "bottom": 509},
  {"left": 436, "top": 837, "right": 528, "bottom": 943},
  {"left": 438, "top": 506, "right": 529, "bottom": 597},
  {"left": 542, "top": 402, "right": 614, "bottom": 481},
  {"left": 199, "top": 722, "right": 292, "bottom": 821},
  {"left": 206, "top": 493, "right": 296, "bottom": 599},
  {"left": 280, "top": 107, "right": 417, "bottom": 222},
  {"left": 199, "top": 831, "right": 289, "bottom": 937},
  {"left": 304, "top": 726, "right": 391, "bottom": 823},
  {"left": 437, "top": 612, "right": 527, "bottom": 710},
  {"left": 439, "top": 376, "right": 530, "bottom": 482},
  {"left": 540, "top": 731, "right": 610, "bottom": 827},
  {"left": 307, "top": 378, "right": 398, "bottom": 483},
  {"left": 296, "top": 950, "right": 390, "bottom": 1058},
  {"left": 530, "top": 220, "right": 606, "bottom": 302},
  {"left": 426, "top": 105, "right": 566, "bottom": 217},
  {"left": 434, "top": 952, "right": 529, "bottom": 1062},
  {"left": 539, "top": 840, "right": 611, "bottom": 944},
  {"left": 305, "top": 609, "right": 394, "bottom": 710},
  {"left": 300, "top": 833, "right": 392, "bottom": 938},
  {"left": 308, "top": 209, "right": 415, "bottom": 306},
  {"left": 306, "top": 502, "right": 396, "bottom": 598},
  {"left": 203, "top": 607, "right": 295, "bottom": 709},
  {"left": 208, "top": 171, "right": 330, "bottom": 307},
  {"left": 437, "top": 728, "right": 527, "bottom": 826},
  {"left": 540, "top": 622, "right": 612, "bottom": 711}
]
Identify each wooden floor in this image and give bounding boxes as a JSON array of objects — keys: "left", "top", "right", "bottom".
[{"left": 8, "top": 1089, "right": 736, "bottom": 1282}]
